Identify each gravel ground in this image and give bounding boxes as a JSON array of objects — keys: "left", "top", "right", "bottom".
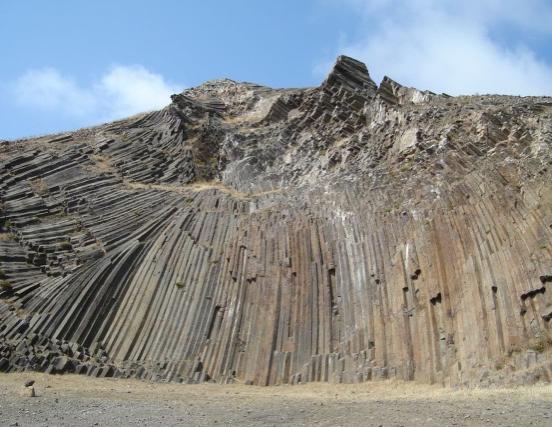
[{"left": 1, "top": 373, "right": 551, "bottom": 426}]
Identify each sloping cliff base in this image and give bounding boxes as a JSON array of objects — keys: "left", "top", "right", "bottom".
[
  {"left": 1, "top": 373, "right": 552, "bottom": 427},
  {"left": 1, "top": 56, "right": 552, "bottom": 387}
]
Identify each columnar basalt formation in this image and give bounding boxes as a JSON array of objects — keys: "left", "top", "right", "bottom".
[{"left": 1, "top": 56, "right": 552, "bottom": 386}]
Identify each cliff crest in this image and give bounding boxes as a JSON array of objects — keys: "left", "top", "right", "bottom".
[{"left": 1, "top": 56, "right": 552, "bottom": 386}]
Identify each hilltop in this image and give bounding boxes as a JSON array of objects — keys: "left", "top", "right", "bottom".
[{"left": 1, "top": 56, "right": 552, "bottom": 386}]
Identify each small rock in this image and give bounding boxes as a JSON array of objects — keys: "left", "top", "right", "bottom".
[{"left": 20, "top": 386, "right": 36, "bottom": 397}]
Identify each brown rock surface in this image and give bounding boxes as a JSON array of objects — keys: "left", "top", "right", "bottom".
[{"left": 1, "top": 56, "right": 552, "bottom": 386}]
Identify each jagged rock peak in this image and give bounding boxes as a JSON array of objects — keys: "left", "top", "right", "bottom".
[
  {"left": 323, "top": 55, "right": 378, "bottom": 94},
  {"left": 376, "top": 75, "right": 439, "bottom": 106},
  {"left": 376, "top": 76, "right": 404, "bottom": 105}
]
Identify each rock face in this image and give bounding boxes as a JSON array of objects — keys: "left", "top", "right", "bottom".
[{"left": 1, "top": 56, "right": 552, "bottom": 386}]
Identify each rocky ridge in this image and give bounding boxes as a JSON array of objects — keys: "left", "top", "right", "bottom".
[{"left": 1, "top": 56, "right": 552, "bottom": 386}]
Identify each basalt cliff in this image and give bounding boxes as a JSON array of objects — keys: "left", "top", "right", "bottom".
[{"left": 1, "top": 56, "right": 552, "bottom": 386}]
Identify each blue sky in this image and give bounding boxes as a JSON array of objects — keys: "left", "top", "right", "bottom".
[{"left": 2, "top": 0, "right": 552, "bottom": 140}]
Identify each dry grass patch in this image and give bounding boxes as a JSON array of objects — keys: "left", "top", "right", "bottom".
[
  {"left": 86, "top": 154, "right": 116, "bottom": 174},
  {"left": 29, "top": 178, "right": 49, "bottom": 196},
  {"left": 124, "top": 179, "right": 281, "bottom": 200},
  {"left": 1, "top": 373, "right": 552, "bottom": 403}
]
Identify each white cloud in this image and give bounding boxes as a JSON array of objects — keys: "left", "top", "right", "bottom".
[
  {"left": 98, "top": 66, "right": 180, "bottom": 118},
  {"left": 13, "top": 65, "right": 182, "bottom": 122},
  {"left": 324, "top": 0, "right": 552, "bottom": 95},
  {"left": 14, "top": 68, "right": 96, "bottom": 116}
]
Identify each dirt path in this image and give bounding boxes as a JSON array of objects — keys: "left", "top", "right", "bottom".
[{"left": 0, "top": 373, "right": 551, "bottom": 426}]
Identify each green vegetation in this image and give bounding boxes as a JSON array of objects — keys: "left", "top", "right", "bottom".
[
  {"left": 399, "top": 162, "right": 412, "bottom": 173},
  {"left": 0, "top": 280, "right": 12, "bottom": 290},
  {"left": 528, "top": 335, "right": 552, "bottom": 353},
  {"left": 58, "top": 242, "right": 73, "bottom": 251}
]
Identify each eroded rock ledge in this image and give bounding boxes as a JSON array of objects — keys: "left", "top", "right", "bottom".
[{"left": 1, "top": 56, "right": 552, "bottom": 386}]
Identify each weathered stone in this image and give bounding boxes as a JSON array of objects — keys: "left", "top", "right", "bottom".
[
  {"left": 20, "top": 386, "right": 36, "bottom": 397},
  {"left": 53, "top": 356, "right": 75, "bottom": 374},
  {"left": 0, "top": 357, "right": 9, "bottom": 372}
]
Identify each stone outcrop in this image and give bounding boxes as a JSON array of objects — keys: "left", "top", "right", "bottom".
[{"left": 1, "top": 56, "right": 552, "bottom": 386}]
